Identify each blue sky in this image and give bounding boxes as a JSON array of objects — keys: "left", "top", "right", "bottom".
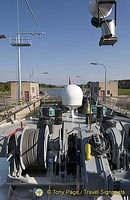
[{"left": 0, "top": 0, "right": 130, "bottom": 85}]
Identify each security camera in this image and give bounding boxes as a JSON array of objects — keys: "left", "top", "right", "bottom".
[{"left": 88, "top": 0, "right": 118, "bottom": 46}]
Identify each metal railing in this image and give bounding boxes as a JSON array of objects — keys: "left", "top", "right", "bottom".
[
  {"left": 9, "top": 36, "right": 32, "bottom": 46},
  {"left": 100, "top": 96, "right": 130, "bottom": 111},
  {"left": 0, "top": 95, "right": 45, "bottom": 122}
]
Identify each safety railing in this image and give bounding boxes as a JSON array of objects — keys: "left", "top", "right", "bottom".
[
  {"left": 100, "top": 96, "right": 130, "bottom": 112},
  {"left": 9, "top": 36, "right": 32, "bottom": 47}
]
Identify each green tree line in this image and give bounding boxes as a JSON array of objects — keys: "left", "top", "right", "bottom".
[
  {"left": 0, "top": 80, "right": 129, "bottom": 92},
  {"left": 39, "top": 83, "right": 57, "bottom": 89},
  {"left": 0, "top": 82, "right": 58, "bottom": 92},
  {"left": 0, "top": 82, "right": 11, "bottom": 92},
  {"left": 118, "top": 80, "right": 130, "bottom": 89}
]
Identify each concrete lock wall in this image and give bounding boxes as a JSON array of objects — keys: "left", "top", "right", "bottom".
[
  {"left": 14, "top": 100, "right": 40, "bottom": 120},
  {"left": 30, "top": 82, "right": 39, "bottom": 98},
  {"left": 99, "top": 81, "right": 118, "bottom": 96},
  {"left": 90, "top": 81, "right": 118, "bottom": 101},
  {"left": 11, "top": 82, "right": 19, "bottom": 99},
  {"left": 21, "top": 82, "right": 30, "bottom": 99},
  {"left": 0, "top": 99, "right": 41, "bottom": 125},
  {"left": 11, "top": 82, "right": 39, "bottom": 100}
]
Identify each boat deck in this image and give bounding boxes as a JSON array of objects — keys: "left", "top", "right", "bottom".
[{"left": 0, "top": 113, "right": 127, "bottom": 200}]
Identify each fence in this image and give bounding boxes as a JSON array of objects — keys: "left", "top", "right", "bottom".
[
  {"left": 0, "top": 94, "right": 49, "bottom": 122},
  {"left": 100, "top": 96, "right": 130, "bottom": 114}
]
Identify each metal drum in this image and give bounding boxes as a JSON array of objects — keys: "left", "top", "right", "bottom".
[
  {"left": 37, "top": 116, "right": 54, "bottom": 134},
  {"left": 55, "top": 109, "right": 62, "bottom": 125},
  {"left": 100, "top": 116, "right": 116, "bottom": 133},
  {"left": 42, "top": 106, "right": 49, "bottom": 117},
  {"left": 97, "top": 106, "right": 103, "bottom": 119},
  {"left": 101, "top": 19, "right": 116, "bottom": 36},
  {"left": 20, "top": 126, "right": 49, "bottom": 170}
]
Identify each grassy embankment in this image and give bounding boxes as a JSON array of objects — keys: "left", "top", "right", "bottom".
[
  {"left": 0, "top": 92, "right": 11, "bottom": 98},
  {"left": 118, "top": 89, "right": 130, "bottom": 95}
]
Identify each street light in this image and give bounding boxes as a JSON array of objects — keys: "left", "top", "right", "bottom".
[
  {"left": 91, "top": 62, "right": 106, "bottom": 102},
  {"left": 38, "top": 72, "right": 48, "bottom": 84},
  {"left": 76, "top": 76, "right": 85, "bottom": 94},
  {"left": 10, "top": 32, "right": 46, "bottom": 103}
]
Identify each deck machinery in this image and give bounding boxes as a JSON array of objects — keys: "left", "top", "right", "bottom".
[
  {"left": 0, "top": 85, "right": 130, "bottom": 199},
  {"left": 0, "top": 111, "right": 130, "bottom": 200}
]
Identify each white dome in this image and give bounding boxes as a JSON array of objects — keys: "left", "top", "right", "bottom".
[{"left": 62, "top": 84, "right": 83, "bottom": 106}]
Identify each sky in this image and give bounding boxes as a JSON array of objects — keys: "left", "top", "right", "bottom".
[{"left": 0, "top": 0, "right": 130, "bottom": 85}]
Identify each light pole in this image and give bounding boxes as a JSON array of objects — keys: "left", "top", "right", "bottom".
[
  {"left": 91, "top": 62, "right": 106, "bottom": 102},
  {"left": 10, "top": 32, "right": 46, "bottom": 104},
  {"left": 9, "top": 0, "right": 46, "bottom": 104},
  {"left": 76, "top": 76, "right": 85, "bottom": 94}
]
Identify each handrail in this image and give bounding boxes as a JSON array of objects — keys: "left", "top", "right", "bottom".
[{"left": 0, "top": 121, "right": 23, "bottom": 142}]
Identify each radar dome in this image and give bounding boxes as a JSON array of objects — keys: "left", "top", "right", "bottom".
[{"left": 62, "top": 84, "right": 83, "bottom": 118}]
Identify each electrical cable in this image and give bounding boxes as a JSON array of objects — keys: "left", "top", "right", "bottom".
[
  {"left": 88, "top": 134, "right": 111, "bottom": 160},
  {"left": 20, "top": 128, "right": 47, "bottom": 170}
]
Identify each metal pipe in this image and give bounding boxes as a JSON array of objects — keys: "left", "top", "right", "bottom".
[
  {"left": 17, "top": 33, "right": 22, "bottom": 101},
  {"left": 17, "top": 0, "right": 22, "bottom": 102},
  {"left": 24, "top": 0, "right": 38, "bottom": 25}
]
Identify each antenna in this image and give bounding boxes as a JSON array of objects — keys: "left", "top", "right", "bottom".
[{"left": 24, "top": 0, "right": 38, "bottom": 25}]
